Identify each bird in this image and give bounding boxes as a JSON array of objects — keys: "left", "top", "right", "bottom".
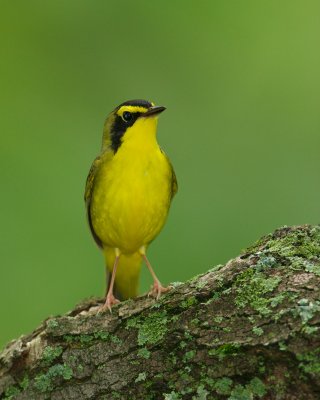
[{"left": 85, "top": 99, "right": 177, "bottom": 311}]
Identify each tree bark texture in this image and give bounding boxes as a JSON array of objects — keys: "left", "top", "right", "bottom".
[{"left": 1, "top": 225, "right": 320, "bottom": 400}]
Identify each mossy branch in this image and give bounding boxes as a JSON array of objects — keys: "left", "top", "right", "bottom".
[{"left": 1, "top": 225, "right": 320, "bottom": 399}]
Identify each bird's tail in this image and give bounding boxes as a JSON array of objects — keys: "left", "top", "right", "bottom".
[{"left": 104, "top": 248, "right": 142, "bottom": 300}]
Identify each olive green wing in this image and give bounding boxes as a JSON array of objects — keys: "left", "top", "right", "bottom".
[
  {"left": 84, "top": 156, "right": 103, "bottom": 248},
  {"left": 163, "top": 152, "right": 177, "bottom": 199},
  {"left": 170, "top": 164, "right": 178, "bottom": 199}
]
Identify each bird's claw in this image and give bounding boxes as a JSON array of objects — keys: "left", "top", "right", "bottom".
[
  {"left": 148, "top": 281, "right": 171, "bottom": 299},
  {"left": 98, "top": 293, "right": 120, "bottom": 314}
]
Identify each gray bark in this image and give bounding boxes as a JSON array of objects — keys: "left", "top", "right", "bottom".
[{"left": 1, "top": 225, "right": 320, "bottom": 399}]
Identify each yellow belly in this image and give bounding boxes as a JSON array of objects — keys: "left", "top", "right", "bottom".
[{"left": 90, "top": 144, "right": 172, "bottom": 254}]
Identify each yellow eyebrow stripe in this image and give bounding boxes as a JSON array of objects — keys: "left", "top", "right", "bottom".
[{"left": 116, "top": 105, "right": 149, "bottom": 116}]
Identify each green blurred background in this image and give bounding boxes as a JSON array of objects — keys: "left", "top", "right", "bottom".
[{"left": 1, "top": 0, "right": 320, "bottom": 349}]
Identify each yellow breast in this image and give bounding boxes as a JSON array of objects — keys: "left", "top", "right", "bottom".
[{"left": 90, "top": 117, "right": 172, "bottom": 253}]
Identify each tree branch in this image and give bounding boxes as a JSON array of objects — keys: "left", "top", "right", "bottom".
[{"left": 1, "top": 225, "right": 320, "bottom": 399}]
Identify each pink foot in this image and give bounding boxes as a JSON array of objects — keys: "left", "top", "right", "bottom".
[
  {"left": 148, "top": 280, "right": 171, "bottom": 299},
  {"left": 99, "top": 293, "right": 120, "bottom": 313}
]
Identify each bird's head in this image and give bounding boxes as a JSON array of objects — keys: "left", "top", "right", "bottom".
[{"left": 102, "top": 99, "right": 166, "bottom": 152}]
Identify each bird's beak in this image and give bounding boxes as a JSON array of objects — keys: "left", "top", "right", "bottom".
[{"left": 142, "top": 106, "right": 166, "bottom": 117}]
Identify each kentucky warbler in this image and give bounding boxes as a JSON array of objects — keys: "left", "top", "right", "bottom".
[{"left": 85, "top": 99, "right": 177, "bottom": 311}]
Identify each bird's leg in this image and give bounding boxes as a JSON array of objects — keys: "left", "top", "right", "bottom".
[
  {"left": 142, "top": 253, "right": 170, "bottom": 299},
  {"left": 105, "top": 270, "right": 110, "bottom": 298},
  {"left": 101, "top": 250, "right": 120, "bottom": 312}
]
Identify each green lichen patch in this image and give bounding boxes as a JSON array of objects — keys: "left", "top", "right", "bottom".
[
  {"left": 207, "top": 315, "right": 233, "bottom": 334},
  {"left": 296, "top": 298, "right": 320, "bottom": 323},
  {"left": 19, "top": 375, "right": 29, "bottom": 391},
  {"left": 189, "top": 375, "right": 267, "bottom": 400},
  {"left": 247, "top": 377, "right": 267, "bottom": 397},
  {"left": 183, "top": 350, "right": 196, "bottom": 362},
  {"left": 242, "top": 236, "right": 269, "bottom": 255},
  {"left": 243, "top": 226, "right": 320, "bottom": 267},
  {"left": 208, "top": 264, "right": 224, "bottom": 273},
  {"left": 213, "top": 377, "right": 233, "bottom": 395},
  {"left": 229, "top": 384, "right": 253, "bottom": 400},
  {"left": 255, "top": 254, "right": 278, "bottom": 270},
  {"left": 288, "top": 256, "right": 320, "bottom": 275},
  {"left": 170, "top": 281, "right": 184, "bottom": 288},
  {"left": 137, "top": 347, "right": 151, "bottom": 359},
  {"left": 179, "top": 341, "right": 187, "bottom": 349},
  {"left": 181, "top": 296, "right": 198, "bottom": 309},
  {"left": 195, "top": 280, "right": 207, "bottom": 290},
  {"left": 278, "top": 341, "right": 287, "bottom": 351},
  {"left": 171, "top": 315, "right": 180, "bottom": 323},
  {"left": 4, "top": 385, "right": 21, "bottom": 399},
  {"left": 138, "top": 312, "right": 168, "bottom": 346},
  {"left": 3, "top": 375, "right": 30, "bottom": 399},
  {"left": 266, "top": 226, "right": 320, "bottom": 259},
  {"left": 193, "top": 384, "right": 209, "bottom": 399},
  {"left": 269, "top": 292, "right": 286, "bottom": 308},
  {"left": 198, "top": 374, "right": 266, "bottom": 399},
  {"left": 41, "top": 345, "right": 63, "bottom": 365},
  {"left": 297, "top": 348, "right": 320, "bottom": 376},
  {"left": 191, "top": 318, "right": 200, "bottom": 326},
  {"left": 46, "top": 318, "right": 59, "bottom": 330},
  {"left": 134, "top": 372, "right": 147, "bottom": 383},
  {"left": 304, "top": 261, "right": 320, "bottom": 277},
  {"left": 164, "top": 392, "right": 181, "bottom": 400},
  {"left": 127, "top": 311, "right": 168, "bottom": 346},
  {"left": 208, "top": 343, "right": 241, "bottom": 360},
  {"left": 234, "top": 268, "right": 282, "bottom": 316},
  {"left": 228, "top": 377, "right": 266, "bottom": 400},
  {"left": 34, "top": 363, "right": 73, "bottom": 392},
  {"left": 184, "top": 330, "right": 193, "bottom": 341},
  {"left": 252, "top": 326, "right": 264, "bottom": 336},
  {"left": 110, "top": 334, "right": 123, "bottom": 344},
  {"left": 302, "top": 325, "right": 319, "bottom": 335}
]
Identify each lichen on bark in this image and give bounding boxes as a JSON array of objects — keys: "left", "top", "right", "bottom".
[{"left": 1, "top": 225, "right": 320, "bottom": 399}]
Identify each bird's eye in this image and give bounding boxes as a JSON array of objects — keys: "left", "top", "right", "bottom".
[{"left": 123, "top": 111, "right": 133, "bottom": 122}]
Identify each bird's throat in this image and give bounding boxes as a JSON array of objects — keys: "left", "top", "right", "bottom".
[{"left": 120, "top": 116, "right": 159, "bottom": 151}]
